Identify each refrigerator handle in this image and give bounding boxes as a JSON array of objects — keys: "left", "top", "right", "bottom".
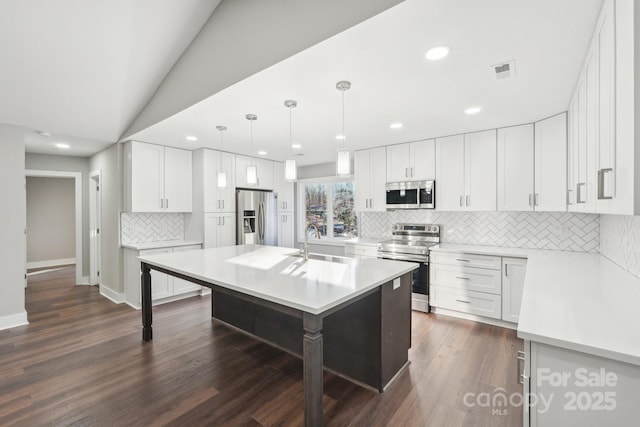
[
  {"left": 258, "top": 201, "right": 264, "bottom": 241},
  {"left": 261, "top": 202, "right": 266, "bottom": 241}
]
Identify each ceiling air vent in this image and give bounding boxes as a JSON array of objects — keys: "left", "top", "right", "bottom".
[{"left": 491, "top": 60, "right": 516, "bottom": 80}]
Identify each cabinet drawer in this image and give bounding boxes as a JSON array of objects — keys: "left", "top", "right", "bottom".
[
  {"left": 430, "top": 286, "right": 501, "bottom": 319},
  {"left": 429, "top": 251, "right": 501, "bottom": 270},
  {"left": 430, "top": 264, "right": 501, "bottom": 295},
  {"left": 345, "top": 245, "right": 377, "bottom": 259}
]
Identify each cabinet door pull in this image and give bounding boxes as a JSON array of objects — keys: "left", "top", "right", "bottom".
[
  {"left": 597, "top": 168, "right": 613, "bottom": 200},
  {"left": 534, "top": 193, "right": 539, "bottom": 206},
  {"left": 160, "top": 198, "right": 164, "bottom": 209},
  {"left": 222, "top": 217, "right": 225, "bottom": 226},
  {"left": 405, "top": 167, "right": 408, "bottom": 177},
  {"left": 166, "top": 199, "right": 169, "bottom": 209},
  {"left": 456, "top": 276, "right": 469, "bottom": 280},
  {"left": 576, "top": 182, "right": 586, "bottom": 204},
  {"left": 222, "top": 200, "right": 224, "bottom": 209},
  {"left": 567, "top": 189, "right": 573, "bottom": 205},
  {"left": 410, "top": 167, "right": 414, "bottom": 177},
  {"left": 517, "top": 351, "right": 525, "bottom": 385},
  {"left": 455, "top": 258, "right": 470, "bottom": 262},
  {"left": 505, "top": 264, "right": 509, "bottom": 277},
  {"left": 217, "top": 200, "right": 220, "bottom": 209},
  {"left": 459, "top": 195, "right": 463, "bottom": 207},
  {"left": 529, "top": 194, "right": 533, "bottom": 207},
  {"left": 466, "top": 195, "right": 470, "bottom": 207},
  {"left": 455, "top": 299, "right": 470, "bottom": 304}
]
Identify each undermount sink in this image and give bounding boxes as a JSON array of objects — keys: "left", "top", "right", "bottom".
[{"left": 290, "top": 252, "right": 356, "bottom": 264}]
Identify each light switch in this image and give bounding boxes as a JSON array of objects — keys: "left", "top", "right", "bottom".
[{"left": 393, "top": 278, "right": 401, "bottom": 290}]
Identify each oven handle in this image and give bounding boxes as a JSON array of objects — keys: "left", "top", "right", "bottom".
[{"left": 377, "top": 253, "right": 428, "bottom": 263}]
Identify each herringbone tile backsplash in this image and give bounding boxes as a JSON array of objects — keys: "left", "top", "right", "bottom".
[
  {"left": 361, "top": 211, "right": 599, "bottom": 252},
  {"left": 121, "top": 213, "right": 184, "bottom": 244},
  {"left": 600, "top": 215, "right": 640, "bottom": 278}
]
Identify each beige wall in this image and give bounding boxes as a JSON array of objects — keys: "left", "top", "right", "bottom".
[
  {"left": 25, "top": 153, "right": 90, "bottom": 275},
  {"left": 26, "top": 177, "right": 75, "bottom": 265},
  {"left": 90, "top": 143, "right": 123, "bottom": 294},
  {"left": 0, "top": 124, "right": 27, "bottom": 326}
]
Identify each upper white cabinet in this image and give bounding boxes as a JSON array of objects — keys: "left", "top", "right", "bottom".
[
  {"left": 437, "top": 131, "right": 496, "bottom": 211},
  {"left": 202, "top": 150, "right": 236, "bottom": 213},
  {"left": 386, "top": 139, "right": 435, "bottom": 182},
  {"left": 355, "top": 147, "right": 386, "bottom": 212},
  {"left": 497, "top": 124, "right": 534, "bottom": 211},
  {"left": 534, "top": 113, "right": 567, "bottom": 211},
  {"left": 273, "top": 163, "right": 294, "bottom": 212},
  {"left": 235, "top": 155, "right": 274, "bottom": 190},
  {"left": 124, "top": 141, "right": 192, "bottom": 213}
]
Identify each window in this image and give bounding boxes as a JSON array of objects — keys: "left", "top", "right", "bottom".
[{"left": 298, "top": 178, "right": 357, "bottom": 241}]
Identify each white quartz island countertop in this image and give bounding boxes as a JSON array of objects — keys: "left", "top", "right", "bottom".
[
  {"left": 138, "top": 244, "right": 418, "bottom": 315},
  {"left": 431, "top": 244, "right": 640, "bottom": 366},
  {"left": 122, "top": 240, "right": 203, "bottom": 250}
]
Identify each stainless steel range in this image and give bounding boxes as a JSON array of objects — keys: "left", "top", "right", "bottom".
[{"left": 377, "top": 223, "right": 440, "bottom": 313}]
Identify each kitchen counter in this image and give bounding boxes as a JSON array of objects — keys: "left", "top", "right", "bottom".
[
  {"left": 121, "top": 240, "right": 203, "bottom": 250},
  {"left": 430, "top": 243, "right": 640, "bottom": 366},
  {"left": 138, "top": 244, "right": 417, "bottom": 315}
]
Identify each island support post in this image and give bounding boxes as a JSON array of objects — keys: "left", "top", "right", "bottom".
[{"left": 303, "top": 312, "right": 323, "bottom": 427}]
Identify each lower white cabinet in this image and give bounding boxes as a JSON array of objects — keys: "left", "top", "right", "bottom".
[
  {"left": 204, "top": 213, "right": 236, "bottom": 248},
  {"left": 522, "top": 340, "right": 640, "bottom": 427},
  {"left": 124, "top": 244, "right": 203, "bottom": 309},
  {"left": 344, "top": 243, "right": 378, "bottom": 259},
  {"left": 502, "top": 257, "right": 527, "bottom": 323},
  {"left": 277, "top": 212, "right": 295, "bottom": 248}
]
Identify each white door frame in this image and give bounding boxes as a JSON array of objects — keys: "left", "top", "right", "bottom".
[
  {"left": 25, "top": 169, "right": 83, "bottom": 285},
  {"left": 89, "top": 170, "right": 102, "bottom": 285}
]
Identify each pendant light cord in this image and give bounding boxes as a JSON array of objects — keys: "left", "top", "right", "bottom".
[
  {"left": 289, "top": 105, "right": 293, "bottom": 154},
  {"left": 342, "top": 89, "right": 346, "bottom": 147}
]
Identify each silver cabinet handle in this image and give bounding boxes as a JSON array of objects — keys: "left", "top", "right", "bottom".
[
  {"left": 222, "top": 216, "right": 225, "bottom": 226},
  {"left": 160, "top": 198, "right": 164, "bottom": 209},
  {"left": 410, "top": 167, "right": 414, "bottom": 177},
  {"left": 597, "top": 168, "right": 613, "bottom": 200},
  {"left": 529, "top": 194, "right": 533, "bottom": 207},
  {"left": 466, "top": 195, "right": 470, "bottom": 207},
  {"left": 534, "top": 193, "right": 539, "bottom": 206},
  {"left": 456, "top": 276, "right": 469, "bottom": 280},
  {"left": 459, "top": 195, "right": 463, "bottom": 207},
  {"left": 576, "top": 182, "right": 586, "bottom": 204},
  {"left": 505, "top": 264, "right": 509, "bottom": 277},
  {"left": 165, "top": 199, "right": 169, "bottom": 209},
  {"left": 456, "top": 258, "right": 470, "bottom": 262},
  {"left": 222, "top": 200, "right": 224, "bottom": 209},
  {"left": 218, "top": 200, "right": 220, "bottom": 209},
  {"left": 517, "top": 350, "right": 525, "bottom": 385},
  {"left": 217, "top": 217, "right": 221, "bottom": 226},
  {"left": 405, "top": 167, "right": 408, "bottom": 177},
  {"left": 567, "top": 189, "right": 573, "bottom": 205},
  {"left": 456, "top": 299, "right": 470, "bottom": 304}
]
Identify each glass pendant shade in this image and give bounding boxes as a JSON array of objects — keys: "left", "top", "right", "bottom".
[
  {"left": 217, "top": 171, "right": 227, "bottom": 188},
  {"left": 284, "top": 159, "right": 297, "bottom": 181},
  {"left": 336, "top": 148, "right": 352, "bottom": 176},
  {"left": 246, "top": 164, "right": 258, "bottom": 185}
]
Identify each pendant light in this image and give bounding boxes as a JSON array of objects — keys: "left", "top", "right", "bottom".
[
  {"left": 216, "top": 125, "right": 227, "bottom": 188},
  {"left": 284, "top": 100, "right": 297, "bottom": 182},
  {"left": 336, "top": 80, "right": 352, "bottom": 176},
  {"left": 246, "top": 114, "right": 258, "bottom": 184}
]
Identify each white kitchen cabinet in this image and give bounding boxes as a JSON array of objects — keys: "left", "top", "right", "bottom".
[
  {"left": 124, "top": 141, "right": 192, "bottom": 213},
  {"left": 123, "top": 243, "right": 203, "bottom": 309},
  {"left": 435, "top": 131, "right": 496, "bottom": 211},
  {"left": 501, "top": 257, "right": 527, "bottom": 323},
  {"left": 435, "top": 134, "right": 465, "bottom": 211},
  {"left": 355, "top": 147, "right": 386, "bottom": 212},
  {"left": 567, "top": 96, "right": 578, "bottom": 206},
  {"left": 235, "top": 155, "right": 274, "bottom": 190},
  {"left": 534, "top": 113, "right": 567, "bottom": 211},
  {"left": 273, "top": 163, "right": 294, "bottom": 212},
  {"left": 386, "top": 139, "right": 435, "bottom": 182},
  {"left": 522, "top": 340, "right": 640, "bottom": 427},
  {"left": 202, "top": 149, "right": 236, "bottom": 213},
  {"left": 204, "top": 213, "right": 236, "bottom": 248},
  {"left": 497, "top": 124, "right": 534, "bottom": 211},
  {"left": 344, "top": 243, "right": 377, "bottom": 259},
  {"left": 277, "top": 212, "right": 295, "bottom": 248}
]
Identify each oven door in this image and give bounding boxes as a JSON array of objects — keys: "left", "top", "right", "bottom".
[
  {"left": 386, "top": 188, "right": 419, "bottom": 209},
  {"left": 377, "top": 254, "right": 430, "bottom": 313}
]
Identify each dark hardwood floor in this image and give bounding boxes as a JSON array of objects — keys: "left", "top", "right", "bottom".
[{"left": 0, "top": 266, "right": 523, "bottom": 426}]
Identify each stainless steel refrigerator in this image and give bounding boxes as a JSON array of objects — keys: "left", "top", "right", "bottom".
[{"left": 236, "top": 189, "right": 278, "bottom": 246}]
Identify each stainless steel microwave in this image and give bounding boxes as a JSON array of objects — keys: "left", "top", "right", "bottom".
[{"left": 385, "top": 181, "right": 435, "bottom": 210}]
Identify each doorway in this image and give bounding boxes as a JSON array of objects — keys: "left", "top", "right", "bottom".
[
  {"left": 89, "top": 170, "right": 102, "bottom": 285},
  {"left": 25, "top": 170, "right": 83, "bottom": 285}
]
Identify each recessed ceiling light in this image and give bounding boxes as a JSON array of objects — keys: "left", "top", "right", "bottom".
[
  {"left": 425, "top": 46, "right": 450, "bottom": 61},
  {"left": 54, "top": 143, "right": 70, "bottom": 149},
  {"left": 291, "top": 144, "right": 302, "bottom": 149},
  {"left": 186, "top": 135, "right": 198, "bottom": 141},
  {"left": 390, "top": 123, "right": 403, "bottom": 129},
  {"left": 336, "top": 134, "right": 346, "bottom": 140},
  {"left": 258, "top": 150, "right": 267, "bottom": 155},
  {"left": 464, "top": 106, "right": 482, "bottom": 115}
]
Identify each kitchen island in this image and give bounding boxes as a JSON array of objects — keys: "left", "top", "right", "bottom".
[{"left": 138, "top": 245, "right": 417, "bottom": 427}]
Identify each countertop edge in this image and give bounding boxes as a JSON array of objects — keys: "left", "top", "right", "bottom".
[{"left": 122, "top": 240, "right": 203, "bottom": 250}]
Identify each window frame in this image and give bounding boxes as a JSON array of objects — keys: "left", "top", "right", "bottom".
[{"left": 296, "top": 176, "right": 357, "bottom": 245}]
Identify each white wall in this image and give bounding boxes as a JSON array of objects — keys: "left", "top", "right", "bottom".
[
  {"left": 600, "top": 215, "right": 640, "bottom": 278},
  {"left": 89, "top": 143, "right": 123, "bottom": 294},
  {"left": 0, "top": 124, "right": 27, "bottom": 329},
  {"left": 25, "top": 153, "right": 90, "bottom": 275},
  {"left": 26, "top": 177, "right": 75, "bottom": 265}
]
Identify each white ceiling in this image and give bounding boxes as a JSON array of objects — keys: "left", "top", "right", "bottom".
[
  {"left": 0, "top": 0, "right": 221, "bottom": 156},
  {"left": 129, "top": 0, "right": 603, "bottom": 166}
]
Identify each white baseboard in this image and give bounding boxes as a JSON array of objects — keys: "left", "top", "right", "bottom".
[
  {"left": 431, "top": 307, "right": 517, "bottom": 330},
  {"left": 0, "top": 311, "right": 29, "bottom": 331},
  {"left": 79, "top": 276, "right": 90, "bottom": 285},
  {"left": 99, "top": 285, "right": 125, "bottom": 304},
  {"left": 27, "top": 258, "right": 75, "bottom": 269}
]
